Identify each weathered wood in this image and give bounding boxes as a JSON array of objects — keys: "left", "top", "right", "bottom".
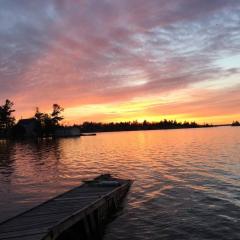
[
  {"left": 0, "top": 233, "right": 47, "bottom": 240},
  {"left": 0, "top": 229, "right": 47, "bottom": 239},
  {"left": 0, "top": 174, "right": 132, "bottom": 240}
]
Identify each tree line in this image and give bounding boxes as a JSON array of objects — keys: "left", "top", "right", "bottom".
[
  {"left": 33, "top": 104, "right": 64, "bottom": 137},
  {"left": 0, "top": 98, "right": 222, "bottom": 138},
  {"left": 232, "top": 121, "right": 240, "bottom": 126},
  {"left": 0, "top": 99, "right": 64, "bottom": 138},
  {"left": 77, "top": 119, "right": 213, "bottom": 133}
]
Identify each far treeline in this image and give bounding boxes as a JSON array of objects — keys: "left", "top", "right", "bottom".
[
  {"left": 0, "top": 99, "right": 239, "bottom": 138},
  {"left": 232, "top": 121, "right": 240, "bottom": 126},
  {"left": 77, "top": 120, "right": 213, "bottom": 133}
]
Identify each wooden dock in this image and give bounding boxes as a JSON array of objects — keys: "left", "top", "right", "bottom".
[{"left": 0, "top": 174, "right": 132, "bottom": 240}]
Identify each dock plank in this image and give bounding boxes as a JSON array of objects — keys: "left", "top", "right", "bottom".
[
  {"left": 0, "top": 174, "right": 132, "bottom": 240},
  {"left": 0, "top": 233, "right": 46, "bottom": 240},
  {"left": 0, "top": 231, "right": 47, "bottom": 240}
]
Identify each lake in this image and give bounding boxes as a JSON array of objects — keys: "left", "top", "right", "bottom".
[{"left": 0, "top": 127, "right": 240, "bottom": 239}]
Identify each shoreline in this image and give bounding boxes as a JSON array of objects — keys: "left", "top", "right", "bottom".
[
  {"left": 0, "top": 124, "right": 234, "bottom": 141},
  {"left": 1, "top": 124, "right": 239, "bottom": 141}
]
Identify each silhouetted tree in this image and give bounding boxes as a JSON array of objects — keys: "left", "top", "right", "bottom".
[
  {"left": 35, "top": 107, "right": 45, "bottom": 123},
  {"left": 43, "top": 113, "right": 54, "bottom": 136},
  {"left": 34, "top": 104, "right": 64, "bottom": 137},
  {"left": 33, "top": 107, "right": 45, "bottom": 136},
  {"left": 0, "top": 99, "right": 15, "bottom": 130},
  {"left": 51, "top": 104, "right": 64, "bottom": 126},
  {"left": 232, "top": 121, "right": 240, "bottom": 126}
]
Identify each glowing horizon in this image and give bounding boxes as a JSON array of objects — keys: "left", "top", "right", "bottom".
[{"left": 1, "top": 1, "right": 240, "bottom": 125}]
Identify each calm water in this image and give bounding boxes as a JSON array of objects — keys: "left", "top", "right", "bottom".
[{"left": 0, "top": 127, "right": 240, "bottom": 239}]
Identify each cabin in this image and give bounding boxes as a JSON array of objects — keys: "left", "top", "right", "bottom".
[{"left": 16, "top": 118, "right": 39, "bottom": 138}]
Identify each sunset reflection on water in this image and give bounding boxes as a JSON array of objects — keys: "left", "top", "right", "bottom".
[{"left": 0, "top": 127, "right": 240, "bottom": 239}]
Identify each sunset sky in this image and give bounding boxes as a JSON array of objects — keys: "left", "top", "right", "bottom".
[{"left": 0, "top": 0, "right": 240, "bottom": 124}]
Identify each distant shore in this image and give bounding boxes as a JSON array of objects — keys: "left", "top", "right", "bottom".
[
  {"left": 1, "top": 123, "right": 238, "bottom": 140},
  {"left": 0, "top": 123, "right": 214, "bottom": 140},
  {"left": 1, "top": 99, "right": 239, "bottom": 140},
  {"left": 76, "top": 121, "right": 217, "bottom": 134}
]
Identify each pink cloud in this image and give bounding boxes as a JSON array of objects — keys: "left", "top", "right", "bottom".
[{"left": 0, "top": 0, "right": 240, "bottom": 123}]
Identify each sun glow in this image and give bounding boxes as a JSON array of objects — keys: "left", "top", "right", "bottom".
[{"left": 1, "top": 1, "right": 240, "bottom": 125}]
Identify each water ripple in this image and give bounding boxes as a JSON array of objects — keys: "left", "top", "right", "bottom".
[{"left": 0, "top": 127, "right": 240, "bottom": 239}]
